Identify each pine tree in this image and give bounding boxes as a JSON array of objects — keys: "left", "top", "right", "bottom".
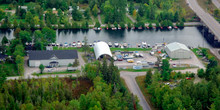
[{"left": 145, "top": 69, "right": 153, "bottom": 87}]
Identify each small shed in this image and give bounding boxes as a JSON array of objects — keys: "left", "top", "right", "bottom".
[{"left": 165, "top": 42, "right": 191, "bottom": 59}]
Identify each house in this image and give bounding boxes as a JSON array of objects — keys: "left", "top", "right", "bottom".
[
  {"left": 18, "top": 6, "right": 28, "bottom": 11},
  {"left": 164, "top": 42, "right": 191, "bottom": 59},
  {"left": 94, "top": 41, "right": 112, "bottom": 59},
  {"left": 0, "top": 54, "right": 8, "bottom": 62},
  {"left": 28, "top": 50, "right": 78, "bottom": 67}
]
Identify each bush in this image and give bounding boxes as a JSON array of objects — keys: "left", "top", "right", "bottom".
[
  {"left": 198, "top": 68, "right": 204, "bottom": 78},
  {"left": 190, "top": 73, "right": 195, "bottom": 78}
]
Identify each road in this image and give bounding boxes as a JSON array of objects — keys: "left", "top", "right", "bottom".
[
  {"left": 120, "top": 71, "right": 151, "bottom": 110},
  {"left": 212, "top": 0, "right": 220, "bottom": 9},
  {"left": 187, "top": 0, "right": 220, "bottom": 40}
]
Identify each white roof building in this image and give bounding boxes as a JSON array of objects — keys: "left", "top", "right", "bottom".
[
  {"left": 94, "top": 41, "right": 112, "bottom": 59},
  {"left": 164, "top": 42, "right": 191, "bottom": 59}
]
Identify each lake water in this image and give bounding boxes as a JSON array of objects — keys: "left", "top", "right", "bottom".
[{"left": 0, "top": 27, "right": 211, "bottom": 48}]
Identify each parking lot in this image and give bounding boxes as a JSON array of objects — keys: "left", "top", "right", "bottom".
[{"left": 113, "top": 50, "right": 205, "bottom": 70}]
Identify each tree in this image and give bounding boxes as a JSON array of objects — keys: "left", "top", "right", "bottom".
[
  {"left": 198, "top": 68, "right": 204, "bottom": 78},
  {"left": 94, "top": 21, "right": 100, "bottom": 27},
  {"left": 1, "top": 36, "right": 8, "bottom": 45},
  {"left": 82, "top": 36, "right": 90, "bottom": 55},
  {"left": 0, "top": 9, "right": 5, "bottom": 21},
  {"left": 84, "top": 8, "right": 90, "bottom": 19},
  {"left": 129, "top": 2, "right": 134, "bottom": 15},
  {"left": 0, "top": 69, "right": 6, "bottom": 88},
  {"left": 19, "top": 30, "right": 31, "bottom": 46},
  {"left": 15, "top": 55, "right": 24, "bottom": 75},
  {"left": 92, "top": 4, "right": 98, "bottom": 17},
  {"left": 13, "top": 44, "right": 25, "bottom": 57},
  {"left": 162, "top": 59, "right": 171, "bottom": 81},
  {"left": 39, "top": 64, "right": 45, "bottom": 74},
  {"left": 34, "top": 41, "right": 44, "bottom": 50},
  {"left": 13, "top": 19, "right": 18, "bottom": 29},
  {"left": 25, "top": 11, "right": 33, "bottom": 23},
  {"left": 42, "top": 27, "right": 56, "bottom": 45},
  {"left": 145, "top": 69, "right": 153, "bottom": 87}
]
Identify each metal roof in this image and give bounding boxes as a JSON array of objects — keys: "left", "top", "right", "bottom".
[
  {"left": 94, "top": 41, "right": 112, "bottom": 59},
  {"left": 29, "top": 50, "right": 78, "bottom": 60},
  {"left": 165, "top": 42, "right": 190, "bottom": 52}
]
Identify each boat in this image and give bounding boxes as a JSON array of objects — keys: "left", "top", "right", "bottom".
[
  {"left": 137, "top": 43, "right": 141, "bottom": 47},
  {"left": 132, "top": 27, "right": 135, "bottom": 30},
  {"left": 72, "top": 42, "right": 76, "bottom": 47},
  {"left": 64, "top": 42, "right": 68, "bottom": 47},
  {"left": 123, "top": 43, "right": 128, "bottom": 48},
  {"left": 142, "top": 42, "right": 147, "bottom": 48},
  {"left": 106, "top": 27, "right": 109, "bottom": 30},
  {"left": 118, "top": 27, "right": 121, "bottom": 30},
  {"left": 147, "top": 44, "right": 151, "bottom": 48},
  {"left": 174, "top": 26, "right": 178, "bottom": 29},
  {"left": 56, "top": 43, "right": 59, "bottom": 46},
  {"left": 89, "top": 43, "right": 93, "bottom": 47},
  {"left": 112, "top": 27, "right": 117, "bottom": 30},
  {"left": 168, "top": 26, "right": 172, "bottom": 30},
  {"left": 108, "top": 42, "right": 112, "bottom": 47},
  {"left": 138, "top": 27, "right": 143, "bottom": 30},
  {"left": 146, "top": 26, "right": 149, "bottom": 29},
  {"left": 97, "top": 27, "right": 102, "bottom": 30},
  {"left": 93, "top": 27, "right": 97, "bottom": 30},
  {"left": 114, "top": 42, "right": 119, "bottom": 47},
  {"left": 51, "top": 43, "right": 56, "bottom": 46}
]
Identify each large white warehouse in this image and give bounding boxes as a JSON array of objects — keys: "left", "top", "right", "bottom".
[
  {"left": 165, "top": 42, "right": 191, "bottom": 59},
  {"left": 94, "top": 41, "right": 112, "bottom": 59}
]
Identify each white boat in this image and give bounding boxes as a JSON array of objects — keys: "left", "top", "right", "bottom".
[
  {"left": 114, "top": 42, "right": 119, "bottom": 47},
  {"left": 147, "top": 44, "right": 151, "bottom": 48},
  {"left": 123, "top": 43, "right": 128, "bottom": 47},
  {"left": 89, "top": 43, "right": 93, "bottom": 47},
  {"left": 112, "top": 27, "right": 117, "bottom": 30},
  {"left": 108, "top": 42, "right": 112, "bottom": 47},
  {"left": 72, "top": 42, "right": 76, "bottom": 47},
  {"left": 168, "top": 26, "right": 172, "bottom": 30}
]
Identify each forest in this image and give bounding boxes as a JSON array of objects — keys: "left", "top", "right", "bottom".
[
  {"left": 0, "top": 59, "right": 142, "bottom": 110},
  {"left": 143, "top": 55, "right": 220, "bottom": 109}
]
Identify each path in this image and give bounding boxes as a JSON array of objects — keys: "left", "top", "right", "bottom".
[
  {"left": 126, "top": 13, "right": 136, "bottom": 23},
  {"left": 212, "top": 0, "right": 220, "bottom": 9},
  {"left": 98, "top": 14, "right": 102, "bottom": 25}
]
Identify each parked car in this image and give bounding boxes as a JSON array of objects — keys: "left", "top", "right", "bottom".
[
  {"left": 186, "top": 77, "right": 191, "bottom": 80},
  {"left": 127, "top": 59, "right": 134, "bottom": 63},
  {"left": 116, "top": 54, "right": 123, "bottom": 61}
]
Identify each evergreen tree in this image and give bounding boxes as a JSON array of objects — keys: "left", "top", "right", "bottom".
[{"left": 145, "top": 69, "right": 153, "bottom": 87}]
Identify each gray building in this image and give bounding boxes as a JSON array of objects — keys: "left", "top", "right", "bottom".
[
  {"left": 29, "top": 50, "right": 78, "bottom": 67},
  {"left": 165, "top": 42, "right": 191, "bottom": 59}
]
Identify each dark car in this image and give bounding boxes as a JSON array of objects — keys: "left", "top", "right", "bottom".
[{"left": 116, "top": 54, "right": 123, "bottom": 61}]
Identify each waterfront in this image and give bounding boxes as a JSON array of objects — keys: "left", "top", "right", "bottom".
[{"left": 0, "top": 27, "right": 211, "bottom": 48}]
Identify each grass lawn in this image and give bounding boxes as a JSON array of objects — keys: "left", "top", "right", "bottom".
[
  {"left": 33, "top": 70, "right": 80, "bottom": 76},
  {"left": 3, "top": 63, "right": 19, "bottom": 76},
  {"left": 125, "top": 16, "right": 134, "bottom": 24},
  {"left": 136, "top": 76, "right": 156, "bottom": 110},
  {"left": 192, "top": 48, "right": 203, "bottom": 58},
  {"left": 0, "top": 4, "right": 11, "bottom": 10},
  {"left": 171, "top": 67, "right": 197, "bottom": 70},
  {"left": 120, "top": 68, "right": 151, "bottom": 72}
]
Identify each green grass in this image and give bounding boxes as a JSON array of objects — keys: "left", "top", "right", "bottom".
[
  {"left": 33, "top": 70, "right": 80, "bottom": 76},
  {"left": 171, "top": 67, "right": 197, "bottom": 70},
  {"left": 192, "top": 48, "right": 203, "bottom": 58},
  {"left": 110, "top": 48, "right": 152, "bottom": 52},
  {"left": 0, "top": 4, "right": 11, "bottom": 10},
  {"left": 3, "top": 63, "right": 19, "bottom": 76},
  {"left": 125, "top": 16, "right": 134, "bottom": 24},
  {"left": 120, "top": 68, "right": 151, "bottom": 72}
]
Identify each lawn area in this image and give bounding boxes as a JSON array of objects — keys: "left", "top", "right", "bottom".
[
  {"left": 171, "top": 67, "right": 197, "bottom": 70},
  {"left": 53, "top": 46, "right": 84, "bottom": 52},
  {"left": 33, "top": 70, "right": 80, "bottom": 76},
  {"left": 110, "top": 47, "right": 152, "bottom": 52},
  {"left": 125, "top": 16, "right": 134, "bottom": 24},
  {"left": 135, "top": 76, "right": 156, "bottom": 110},
  {"left": 120, "top": 68, "right": 151, "bottom": 72},
  {"left": 192, "top": 48, "right": 203, "bottom": 58},
  {"left": 3, "top": 62, "right": 18, "bottom": 76},
  {"left": 176, "top": 0, "right": 196, "bottom": 22},
  {"left": 0, "top": 4, "right": 11, "bottom": 10}
]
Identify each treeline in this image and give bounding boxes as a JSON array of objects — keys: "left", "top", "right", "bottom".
[
  {"left": 83, "top": 59, "right": 142, "bottom": 109},
  {"left": 144, "top": 53, "right": 220, "bottom": 109}
]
